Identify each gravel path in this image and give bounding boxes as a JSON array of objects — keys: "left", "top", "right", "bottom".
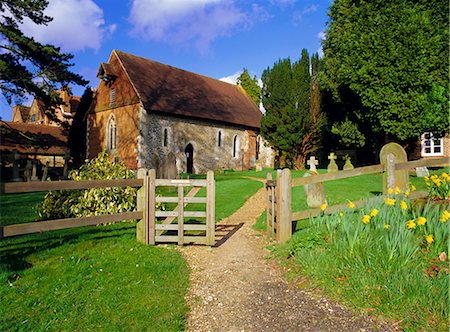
[{"left": 179, "top": 186, "right": 398, "bottom": 331}]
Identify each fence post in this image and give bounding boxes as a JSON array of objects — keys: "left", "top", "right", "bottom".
[
  {"left": 136, "top": 168, "right": 148, "bottom": 244},
  {"left": 206, "top": 170, "right": 215, "bottom": 246},
  {"left": 277, "top": 168, "right": 292, "bottom": 243},
  {"left": 177, "top": 185, "right": 184, "bottom": 246},
  {"left": 148, "top": 169, "right": 156, "bottom": 245},
  {"left": 275, "top": 169, "right": 282, "bottom": 241},
  {"left": 266, "top": 172, "right": 274, "bottom": 239}
]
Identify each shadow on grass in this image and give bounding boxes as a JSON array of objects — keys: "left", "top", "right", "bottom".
[
  {"left": 0, "top": 223, "right": 135, "bottom": 274},
  {"left": 369, "top": 191, "right": 383, "bottom": 196}
]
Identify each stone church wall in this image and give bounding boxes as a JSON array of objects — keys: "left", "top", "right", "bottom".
[{"left": 139, "top": 111, "right": 258, "bottom": 174}]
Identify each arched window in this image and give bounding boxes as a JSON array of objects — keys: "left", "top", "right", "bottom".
[
  {"left": 107, "top": 115, "right": 117, "bottom": 151},
  {"left": 163, "top": 128, "right": 168, "bottom": 147},
  {"left": 232, "top": 135, "right": 239, "bottom": 158},
  {"left": 217, "top": 130, "right": 222, "bottom": 147},
  {"left": 256, "top": 135, "right": 260, "bottom": 160}
]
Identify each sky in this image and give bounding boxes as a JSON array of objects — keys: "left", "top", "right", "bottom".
[{"left": 0, "top": 0, "right": 331, "bottom": 121}]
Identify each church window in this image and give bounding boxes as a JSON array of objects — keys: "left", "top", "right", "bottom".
[
  {"left": 107, "top": 115, "right": 117, "bottom": 151},
  {"left": 31, "top": 114, "right": 36, "bottom": 123},
  {"left": 217, "top": 130, "right": 223, "bottom": 147},
  {"left": 162, "top": 128, "right": 170, "bottom": 147},
  {"left": 233, "top": 135, "right": 240, "bottom": 158}
]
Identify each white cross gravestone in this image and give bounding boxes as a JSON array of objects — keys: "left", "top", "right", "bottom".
[
  {"left": 327, "top": 152, "right": 338, "bottom": 173},
  {"left": 415, "top": 166, "right": 429, "bottom": 178},
  {"left": 307, "top": 156, "right": 319, "bottom": 171}
]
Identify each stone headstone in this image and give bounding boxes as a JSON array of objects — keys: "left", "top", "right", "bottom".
[
  {"left": 307, "top": 156, "right": 319, "bottom": 171},
  {"left": 379, "top": 142, "right": 408, "bottom": 195},
  {"left": 327, "top": 152, "right": 338, "bottom": 173},
  {"left": 31, "top": 159, "right": 39, "bottom": 181},
  {"left": 255, "top": 161, "right": 263, "bottom": 172},
  {"left": 161, "top": 152, "right": 177, "bottom": 179},
  {"left": 151, "top": 153, "right": 160, "bottom": 178},
  {"left": 415, "top": 166, "right": 429, "bottom": 178},
  {"left": 343, "top": 156, "right": 354, "bottom": 170},
  {"left": 303, "top": 170, "right": 327, "bottom": 208},
  {"left": 41, "top": 161, "right": 49, "bottom": 181}
]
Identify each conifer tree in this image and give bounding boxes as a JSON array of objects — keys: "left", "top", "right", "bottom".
[{"left": 237, "top": 68, "right": 261, "bottom": 107}]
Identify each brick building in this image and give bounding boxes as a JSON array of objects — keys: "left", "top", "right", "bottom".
[{"left": 87, "top": 50, "right": 273, "bottom": 175}]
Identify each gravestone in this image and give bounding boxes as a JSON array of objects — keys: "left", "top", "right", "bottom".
[
  {"left": 12, "top": 150, "right": 21, "bottom": 182},
  {"left": 415, "top": 166, "right": 429, "bottom": 177},
  {"left": 161, "top": 153, "right": 177, "bottom": 179},
  {"left": 303, "top": 170, "right": 327, "bottom": 208},
  {"left": 25, "top": 160, "right": 32, "bottom": 182},
  {"left": 379, "top": 142, "right": 408, "bottom": 195},
  {"left": 327, "top": 152, "right": 338, "bottom": 173},
  {"left": 307, "top": 156, "right": 319, "bottom": 171},
  {"left": 255, "top": 160, "right": 263, "bottom": 172},
  {"left": 31, "top": 159, "right": 39, "bottom": 181},
  {"left": 343, "top": 155, "right": 354, "bottom": 170},
  {"left": 41, "top": 161, "right": 49, "bottom": 181}
]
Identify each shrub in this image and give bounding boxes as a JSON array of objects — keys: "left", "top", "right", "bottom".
[{"left": 36, "top": 151, "right": 137, "bottom": 220}]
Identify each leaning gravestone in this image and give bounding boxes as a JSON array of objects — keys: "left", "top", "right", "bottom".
[
  {"left": 327, "top": 152, "right": 338, "bottom": 173},
  {"left": 307, "top": 156, "right": 319, "bottom": 171},
  {"left": 343, "top": 155, "right": 354, "bottom": 170},
  {"left": 303, "top": 170, "right": 327, "bottom": 209},
  {"left": 415, "top": 166, "right": 429, "bottom": 177},
  {"left": 379, "top": 142, "right": 409, "bottom": 195}
]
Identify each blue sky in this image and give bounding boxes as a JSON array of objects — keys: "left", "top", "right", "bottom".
[{"left": 1, "top": 0, "right": 331, "bottom": 121}]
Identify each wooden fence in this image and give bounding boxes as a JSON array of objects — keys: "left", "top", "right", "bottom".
[
  {"left": 1, "top": 170, "right": 215, "bottom": 246},
  {"left": 266, "top": 157, "right": 449, "bottom": 243}
]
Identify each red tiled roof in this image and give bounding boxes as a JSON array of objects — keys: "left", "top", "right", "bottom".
[
  {"left": 114, "top": 50, "right": 262, "bottom": 129},
  {"left": 0, "top": 122, "right": 68, "bottom": 155}
]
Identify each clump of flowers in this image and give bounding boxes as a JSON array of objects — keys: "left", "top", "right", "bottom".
[
  {"left": 425, "top": 173, "right": 450, "bottom": 200},
  {"left": 440, "top": 210, "right": 450, "bottom": 223}
]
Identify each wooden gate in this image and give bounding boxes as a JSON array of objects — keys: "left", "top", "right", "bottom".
[{"left": 137, "top": 169, "right": 215, "bottom": 246}]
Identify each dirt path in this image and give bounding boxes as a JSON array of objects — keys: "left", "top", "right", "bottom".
[{"left": 179, "top": 186, "right": 397, "bottom": 332}]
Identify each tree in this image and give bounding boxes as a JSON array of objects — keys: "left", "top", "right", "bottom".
[
  {"left": 261, "top": 50, "right": 325, "bottom": 169},
  {"left": 237, "top": 68, "right": 261, "bottom": 106},
  {"left": 68, "top": 87, "right": 93, "bottom": 168},
  {"left": 320, "top": 0, "right": 449, "bottom": 142},
  {"left": 0, "top": 0, "right": 87, "bottom": 121}
]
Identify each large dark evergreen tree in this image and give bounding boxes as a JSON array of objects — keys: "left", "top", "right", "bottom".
[
  {"left": 320, "top": 0, "right": 449, "bottom": 143},
  {"left": 237, "top": 68, "right": 261, "bottom": 107},
  {"left": 261, "top": 49, "right": 324, "bottom": 169},
  {"left": 0, "top": 0, "right": 87, "bottom": 121}
]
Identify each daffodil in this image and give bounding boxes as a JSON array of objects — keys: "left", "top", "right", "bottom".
[
  {"left": 320, "top": 203, "right": 327, "bottom": 211},
  {"left": 407, "top": 220, "right": 416, "bottom": 229},
  {"left": 384, "top": 224, "right": 390, "bottom": 230},
  {"left": 370, "top": 208, "right": 378, "bottom": 217},
  {"left": 394, "top": 186, "right": 401, "bottom": 194},
  {"left": 411, "top": 185, "right": 416, "bottom": 192},
  {"left": 387, "top": 188, "right": 394, "bottom": 195},
  {"left": 417, "top": 216, "right": 427, "bottom": 226},
  {"left": 440, "top": 210, "right": 450, "bottom": 223},
  {"left": 347, "top": 200, "right": 356, "bottom": 209},
  {"left": 339, "top": 212, "right": 344, "bottom": 217},
  {"left": 404, "top": 190, "right": 410, "bottom": 197},
  {"left": 384, "top": 198, "right": 396, "bottom": 206},
  {"left": 361, "top": 215, "right": 371, "bottom": 224},
  {"left": 400, "top": 200, "right": 408, "bottom": 210},
  {"left": 426, "top": 235, "right": 434, "bottom": 244}
]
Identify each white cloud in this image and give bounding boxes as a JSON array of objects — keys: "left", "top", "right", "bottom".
[
  {"left": 293, "top": 3, "right": 318, "bottom": 24},
  {"left": 317, "top": 30, "right": 325, "bottom": 57},
  {"left": 219, "top": 70, "right": 242, "bottom": 85},
  {"left": 20, "top": 0, "right": 115, "bottom": 52},
  {"left": 129, "top": 0, "right": 264, "bottom": 54}
]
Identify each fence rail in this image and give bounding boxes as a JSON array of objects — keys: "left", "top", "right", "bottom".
[{"left": 266, "top": 156, "right": 449, "bottom": 243}]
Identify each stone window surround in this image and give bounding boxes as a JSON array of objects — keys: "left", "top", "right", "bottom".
[
  {"left": 107, "top": 113, "right": 117, "bottom": 152},
  {"left": 162, "top": 127, "right": 171, "bottom": 147},
  {"left": 232, "top": 135, "right": 240, "bottom": 158},
  {"left": 217, "top": 129, "right": 224, "bottom": 147},
  {"left": 421, "top": 132, "right": 444, "bottom": 157}
]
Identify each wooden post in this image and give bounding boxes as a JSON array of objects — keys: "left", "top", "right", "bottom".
[
  {"left": 177, "top": 185, "right": 184, "bottom": 246},
  {"left": 266, "top": 172, "right": 274, "bottom": 239},
  {"left": 136, "top": 168, "right": 148, "bottom": 244},
  {"left": 206, "top": 170, "right": 215, "bottom": 246},
  {"left": 12, "top": 150, "right": 21, "bottom": 182},
  {"left": 63, "top": 152, "right": 70, "bottom": 179},
  {"left": 41, "top": 161, "right": 49, "bottom": 181},
  {"left": 275, "top": 169, "right": 282, "bottom": 240},
  {"left": 278, "top": 168, "right": 292, "bottom": 243},
  {"left": 148, "top": 169, "right": 156, "bottom": 245},
  {"left": 386, "top": 153, "right": 395, "bottom": 192}
]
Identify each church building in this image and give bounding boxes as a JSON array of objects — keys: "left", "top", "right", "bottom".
[{"left": 87, "top": 50, "right": 272, "bottom": 175}]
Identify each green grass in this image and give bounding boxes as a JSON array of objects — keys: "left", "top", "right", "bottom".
[
  {"left": 0, "top": 192, "right": 45, "bottom": 226},
  {"left": 0, "top": 223, "right": 189, "bottom": 331}
]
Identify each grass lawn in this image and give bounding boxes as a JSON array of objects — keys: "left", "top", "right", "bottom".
[{"left": 0, "top": 172, "right": 262, "bottom": 330}]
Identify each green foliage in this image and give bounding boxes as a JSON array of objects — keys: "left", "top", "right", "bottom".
[
  {"left": 36, "top": 151, "right": 137, "bottom": 220},
  {"left": 425, "top": 173, "right": 450, "bottom": 201},
  {"left": 331, "top": 119, "right": 365, "bottom": 148},
  {"left": 261, "top": 50, "right": 325, "bottom": 168},
  {"left": 321, "top": 0, "right": 449, "bottom": 141},
  {"left": 282, "top": 193, "right": 449, "bottom": 331},
  {"left": 0, "top": 1, "right": 87, "bottom": 115},
  {"left": 237, "top": 68, "right": 261, "bottom": 106},
  {"left": 68, "top": 87, "right": 93, "bottom": 168}
]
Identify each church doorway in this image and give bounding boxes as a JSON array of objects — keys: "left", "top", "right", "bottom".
[{"left": 185, "top": 144, "right": 194, "bottom": 174}]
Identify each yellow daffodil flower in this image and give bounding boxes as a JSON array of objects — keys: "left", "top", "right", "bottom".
[
  {"left": 339, "top": 212, "right": 344, "bottom": 217},
  {"left": 411, "top": 185, "right": 416, "bottom": 191},
  {"left": 361, "top": 215, "right": 371, "bottom": 224},
  {"left": 426, "top": 235, "right": 434, "bottom": 244},
  {"left": 384, "top": 198, "right": 396, "bottom": 206},
  {"left": 440, "top": 210, "right": 450, "bottom": 223},
  {"left": 347, "top": 201, "right": 356, "bottom": 209},
  {"left": 320, "top": 203, "right": 327, "bottom": 211},
  {"left": 370, "top": 208, "right": 378, "bottom": 217},
  {"left": 400, "top": 201, "right": 408, "bottom": 210},
  {"left": 417, "top": 216, "right": 427, "bottom": 226},
  {"left": 384, "top": 224, "right": 390, "bottom": 230},
  {"left": 387, "top": 188, "right": 394, "bottom": 195},
  {"left": 404, "top": 190, "right": 410, "bottom": 197},
  {"left": 407, "top": 220, "right": 416, "bottom": 229},
  {"left": 394, "top": 186, "right": 401, "bottom": 194}
]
